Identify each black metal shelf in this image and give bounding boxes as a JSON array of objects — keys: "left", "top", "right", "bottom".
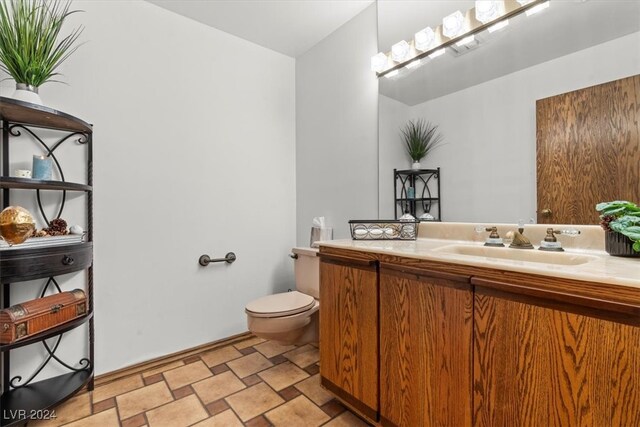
[
  {"left": 395, "top": 197, "right": 439, "bottom": 202},
  {"left": 0, "top": 177, "right": 91, "bottom": 192},
  {"left": 0, "top": 312, "right": 93, "bottom": 353},
  {"left": 394, "top": 168, "right": 441, "bottom": 220},
  {"left": 0, "top": 370, "right": 93, "bottom": 427},
  {"left": 0, "top": 97, "right": 92, "bottom": 133}
]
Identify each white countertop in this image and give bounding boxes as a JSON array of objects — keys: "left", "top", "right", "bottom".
[{"left": 318, "top": 222, "right": 640, "bottom": 289}]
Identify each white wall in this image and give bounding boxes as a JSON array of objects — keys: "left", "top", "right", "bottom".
[
  {"left": 379, "top": 31, "right": 640, "bottom": 224},
  {"left": 1, "top": 0, "right": 295, "bottom": 377},
  {"left": 296, "top": 4, "right": 379, "bottom": 244}
]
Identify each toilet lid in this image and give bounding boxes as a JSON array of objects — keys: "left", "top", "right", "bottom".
[{"left": 246, "top": 291, "right": 315, "bottom": 318}]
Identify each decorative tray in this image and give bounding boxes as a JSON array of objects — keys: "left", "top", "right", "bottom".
[
  {"left": 0, "top": 234, "right": 85, "bottom": 250},
  {"left": 349, "top": 220, "right": 419, "bottom": 241}
]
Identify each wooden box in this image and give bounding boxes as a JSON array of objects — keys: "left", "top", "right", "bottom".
[{"left": 0, "top": 289, "right": 87, "bottom": 344}]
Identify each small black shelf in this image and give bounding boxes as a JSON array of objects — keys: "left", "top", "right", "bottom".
[
  {"left": 0, "top": 312, "right": 93, "bottom": 352},
  {"left": 0, "top": 97, "right": 92, "bottom": 133},
  {"left": 394, "top": 168, "right": 441, "bottom": 220},
  {"left": 395, "top": 197, "right": 439, "bottom": 202},
  {"left": 0, "top": 177, "right": 91, "bottom": 192},
  {"left": 0, "top": 370, "right": 93, "bottom": 427}
]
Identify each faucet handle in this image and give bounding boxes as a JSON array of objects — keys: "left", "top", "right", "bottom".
[{"left": 476, "top": 226, "right": 504, "bottom": 247}]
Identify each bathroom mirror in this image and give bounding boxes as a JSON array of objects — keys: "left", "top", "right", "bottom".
[{"left": 377, "top": 0, "right": 640, "bottom": 224}]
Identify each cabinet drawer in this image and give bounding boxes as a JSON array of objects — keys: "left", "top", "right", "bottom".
[{"left": 0, "top": 243, "right": 93, "bottom": 283}]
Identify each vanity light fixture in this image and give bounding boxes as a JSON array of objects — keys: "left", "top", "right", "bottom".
[
  {"left": 391, "top": 40, "right": 411, "bottom": 62},
  {"left": 475, "top": 1, "right": 503, "bottom": 23},
  {"left": 372, "top": 0, "right": 550, "bottom": 78},
  {"left": 415, "top": 27, "right": 436, "bottom": 51},
  {"left": 371, "top": 52, "right": 388, "bottom": 72},
  {"left": 442, "top": 10, "right": 466, "bottom": 38}
]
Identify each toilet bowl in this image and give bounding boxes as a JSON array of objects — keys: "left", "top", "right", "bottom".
[{"left": 245, "top": 247, "right": 319, "bottom": 345}]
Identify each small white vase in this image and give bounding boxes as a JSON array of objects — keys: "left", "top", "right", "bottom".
[
  {"left": 11, "top": 83, "right": 43, "bottom": 105},
  {"left": 411, "top": 160, "right": 421, "bottom": 170}
]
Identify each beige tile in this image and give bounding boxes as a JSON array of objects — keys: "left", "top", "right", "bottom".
[
  {"left": 92, "top": 375, "right": 144, "bottom": 403},
  {"left": 64, "top": 408, "right": 119, "bottom": 427},
  {"left": 142, "top": 360, "right": 185, "bottom": 378},
  {"left": 265, "top": 395, "right": 330, "bottom": 427},
  {"left": 192, "top": 370, "right": 246, "bottom": 404},
  {"left": 30, "top": 393, "right": 91, "bottom": 426},
  {"left": 323, "top": 411, "right": 369, "bottom": 427},
  {"left": 233, "top": 337, "right": 266, "bottom": 349},
  {"left": 294, "top": 374, "right": 333, "bottom": 406},
  {"left": 254, "top": 341, "right": 296, "bottom": 358},
  {"left": 146, "top": 395, "right": 208, "bottom": 427},
  {"left": 225, "top": 382, "right": 284, "bottom": 421},
  {"left": 201, "top": 345, "right": 243, "bottom": 367},
  {"left": 192, "top": 409, "right": 243, "bottom": 427},
  {"left": 163, "top": 360, "right": 212, "bottom": 390},
  {"left": 227, "top": 352, "right": 273, "bottom": 378},
  {"left": 258, "top": 361, "right": 309, "bottom": 391},
  {"left": 283, "top": 344, "right": 320, "bottom": 368},
  {"left": 116, "top": 381, "right": 173, "bottom": 419}
]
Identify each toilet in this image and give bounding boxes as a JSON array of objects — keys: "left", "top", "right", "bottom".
[{"left": 245, "top": 247, "right": 319, "bottom": 345}]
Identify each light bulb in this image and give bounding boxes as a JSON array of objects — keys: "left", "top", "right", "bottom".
[
  {"left": 391, "top": 40, "right": 411, "bottom": 62},
  {"left": 475, "top": 1, "right": 502, "bottom": 24},
  {"left": 442, "top": 10, "right": 465, "bottom": 38},
  {"left": 371, "top": 52, "right": 388, "bottom": 72},
  {"left": 414, "top": 27, "right": 436, "bottom": 51}
]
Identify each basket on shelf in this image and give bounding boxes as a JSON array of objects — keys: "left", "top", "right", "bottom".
[{"left": 349, "top": 220, "right": 419, "bottom": 241}]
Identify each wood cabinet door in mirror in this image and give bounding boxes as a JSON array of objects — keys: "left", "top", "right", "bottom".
[
  {"left": 536, "top": 74, "right": 640, "bottom": 224},
  {"left": 379, "top": 266, "right": 473, "bottom": 427},
  {"left": 319, "top": 255, "right": 379, "bottom": 421},
  {"left": 474, "top": 290, "right": 640, "bottom": 426}
]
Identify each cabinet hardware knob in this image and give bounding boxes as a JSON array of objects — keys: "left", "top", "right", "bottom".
[
  {"left": 62, "top": 255, "right": 75, "bottom": 265},
  {"left": 541, "top": 208, "right": 552, "bottom": 216}
]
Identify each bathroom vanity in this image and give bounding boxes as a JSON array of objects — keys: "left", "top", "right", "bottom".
[{"left": 318, "top": 223, "right": 640, "bottom": 427}]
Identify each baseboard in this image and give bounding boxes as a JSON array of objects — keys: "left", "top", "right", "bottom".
[{"left": 93, "top": 331, "right": 253, "bottom": 387}]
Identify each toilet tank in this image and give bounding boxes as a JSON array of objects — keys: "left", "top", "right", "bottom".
[{"left": 292, "top": 247, "right": 320, "bottom": 299}]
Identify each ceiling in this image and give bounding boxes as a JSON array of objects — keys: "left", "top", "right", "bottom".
[
  {"left": 379, "top": 0, "right": 640, "bottom": 105},
  {"left": 147, "top": 0, "right": 374, "bottom": 57}
]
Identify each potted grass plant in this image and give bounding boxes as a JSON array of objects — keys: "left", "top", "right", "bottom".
[
  {"left": 596, "top": 201, "right": 640, "bottom": 257},
  {"left": 0, "top": 0, "right": 83, "bottom": 105},
  {"left": 401, "top": 119, "right": 444, "bottom": 170}
]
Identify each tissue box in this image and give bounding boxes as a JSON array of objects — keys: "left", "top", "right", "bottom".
[{"left": 349, "top": 220, "right": 419, "bottom": 241}]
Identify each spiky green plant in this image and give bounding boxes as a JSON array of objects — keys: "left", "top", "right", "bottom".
[
  {"left": 0, "top": 0, "right": 83, "bottom": 87},
  {"left": 401, "top": 119, "right": 444, "bottom": 162}
]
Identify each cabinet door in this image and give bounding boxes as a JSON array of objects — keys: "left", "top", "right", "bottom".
[
  {"left": 474, "top": 290, "right": 640, "bottom": 427},
  {"left": 319, "top": 254, "right": 379, "bottom": 421},
  {"left": 380, "top": 266, "right": 473, "bottom": 427}
]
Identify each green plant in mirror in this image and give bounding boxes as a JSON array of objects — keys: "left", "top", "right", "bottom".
[
  {"left": 0, "top": 0, "right": 83, "bottom": 88},
  {"left": 597, "top": 201, "right": 640, "bottom": 252},
  {"left": 401, "top": 119, "right": 444, "bottom": 163}
]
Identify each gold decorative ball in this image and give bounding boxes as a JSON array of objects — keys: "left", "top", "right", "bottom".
[{"left": 0, "top": 206, "right": 36, "bottom": 246}]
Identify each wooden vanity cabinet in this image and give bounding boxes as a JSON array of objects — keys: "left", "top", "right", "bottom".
[
  {"left": 379, "top": 265, "right": 473, "bottom": 427},
  {"left": 319, "top": 252, "right": 379, "bottom": 420},
  {"left": 473, "top": 282, "right": 640, "bottom": 427}
]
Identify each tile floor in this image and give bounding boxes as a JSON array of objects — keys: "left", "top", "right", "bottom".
[{"left": 31, "top": 337, "right": 369, "bottom": 427}]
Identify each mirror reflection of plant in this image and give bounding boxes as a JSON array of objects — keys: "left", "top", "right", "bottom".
[
  {"left": 401, "top": 119, "right": 444, "bottom": 162},
  {"left": 0, "top": 0, "right": 83, "bottom": 88},
  {"left": 597, "top": 200, "right": 640, "bottom": 252}
]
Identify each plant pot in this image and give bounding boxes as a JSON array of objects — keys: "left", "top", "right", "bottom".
[
  {"left": 411, "top": 161, "right": 421, "bottom": 170},
  {"left": 605, "top": 231, "right": 640, "bottom": 257},
  {"left": 11, "top": 83, "right": 43, "bottom": 105}
]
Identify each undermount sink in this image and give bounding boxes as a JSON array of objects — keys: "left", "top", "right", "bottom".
[{"left": 436, "top": 244, "right": 597, "bottom": 266}]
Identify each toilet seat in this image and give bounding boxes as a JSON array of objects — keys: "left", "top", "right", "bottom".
[{"left": 245, "top": 291, "right": 315, "bottom": 318}]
